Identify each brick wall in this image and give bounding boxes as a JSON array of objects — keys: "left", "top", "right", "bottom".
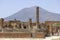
[
  {"left": 0, "top": 33, "right": 31, "bottom": 38},
  {"left": 35, "top": 33, "right": 45, "bottom": 38},
  {"left": 0, "top": 32, "right": 45, "bottom": 38}
]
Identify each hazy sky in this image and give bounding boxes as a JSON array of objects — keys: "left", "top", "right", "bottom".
[{"left": 0, "top": 0, "right": 60, "bottom": 18}]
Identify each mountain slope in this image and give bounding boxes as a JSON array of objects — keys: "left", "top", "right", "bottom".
[{"left": 4, "top": 6, "right": 60, "bottom": 22}]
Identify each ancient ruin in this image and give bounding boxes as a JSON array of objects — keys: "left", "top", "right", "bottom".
[{"left": 0, "top": 7, "right": 60, "bottom": 38}]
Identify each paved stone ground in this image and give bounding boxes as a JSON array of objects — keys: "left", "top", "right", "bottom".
[
  {"left": 0, "top": 36, "right": 60, "bottom": 40},
  {"left": 0, "top": 38, "right": 44, "bottom": 40}
]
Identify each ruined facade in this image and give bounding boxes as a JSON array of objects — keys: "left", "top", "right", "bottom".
[{"left": 0, "top": 7, "right": 60, "bottom": 38}]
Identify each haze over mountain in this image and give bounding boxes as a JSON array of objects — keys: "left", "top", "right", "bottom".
[{"left": 5, "top": 6, "right": 60, "bottom": 22}]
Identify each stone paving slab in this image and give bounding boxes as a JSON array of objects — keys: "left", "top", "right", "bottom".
[{"left": 0, "top": 36, "right": 60, "bottom": 40}]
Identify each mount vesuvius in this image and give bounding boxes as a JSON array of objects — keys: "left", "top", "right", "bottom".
[{"left": 4, "top": 6, "right": 60, "bottom": 22}]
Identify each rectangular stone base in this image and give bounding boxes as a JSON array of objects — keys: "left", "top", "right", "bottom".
[
  {"left": 0, "top": 33, "right": 31, "bottom": 38},
  {"left": 35, "top": 33, "right": 45, "bottom": 38},
  {"left": 0, "top": 32, "right": 45, "bottom": 38}
]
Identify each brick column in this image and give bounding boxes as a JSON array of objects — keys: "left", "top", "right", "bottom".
[
  {"left": 0, "top": 18, "right": 4, "bottom": 30},
  {"left": 36, "top": 7, "right": 39, "bottom": 29}
]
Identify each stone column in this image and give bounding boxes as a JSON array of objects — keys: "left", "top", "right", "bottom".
[
  {"left": 13, "top": 23, "right": 17, "bottom": 29},
  {"left": 28, "top": 18, "right": 32, "bottom": 29},
  {"left": 7, "top": 21, "right": 11, "bottom": 27},
  {"left": 21, "top": 22, "right": 24, "bottom": 29},
  {"left": 49, "top": 25, "right": 52, "bottom": 36},
  {"left": 36, "top": 7, "right": 39, "bottom": 29},
  {"left": 58, "top": 29, "right": 60, "bottom": 36},
  {"left": 0, "top": 18, "right": 4, "bottom": 30}
]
